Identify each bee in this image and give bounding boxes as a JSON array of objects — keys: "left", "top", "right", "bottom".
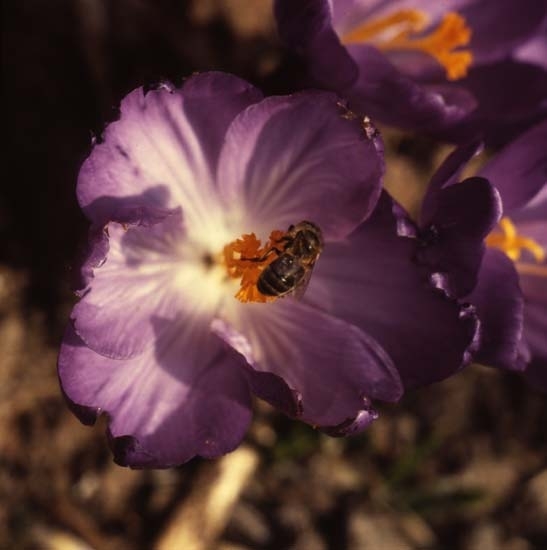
[{"left": 255, "top": 221, "right": 323, "bottom": 298}]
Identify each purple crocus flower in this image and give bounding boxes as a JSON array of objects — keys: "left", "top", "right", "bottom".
[
  {"left": 58, "top": 72, "right": 477, "bottom": 467},
  {"left": 473, "top": 119, "right": 547, "bottom": 390},
  {"left": 405, "top": 121, "right": 546, "bottom": 389},
  {"left": 274, "top": 0, "right": 547, "bottom": 144}
]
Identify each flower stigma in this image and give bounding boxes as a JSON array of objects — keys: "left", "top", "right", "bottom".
[
  {"left": 223, "top": 229, "right": 286, "bottom": 303},
  {"left": 486, "top": 217, "right": 546, "bottom": 277},
  {"left": 341, "top": 9, "right": 473, "bottom": 80}
]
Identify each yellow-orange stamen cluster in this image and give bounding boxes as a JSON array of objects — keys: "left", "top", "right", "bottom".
[
  {"left": 223, "top": 229, "right": 285, "bottom": 303},
  {"left": 486, "top": 217, "right": 547, "bottom": 277},
  {"left": 341, "top": 9, "right": 472, "bottom": 80}
]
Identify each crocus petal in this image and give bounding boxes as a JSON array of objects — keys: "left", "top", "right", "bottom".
[
  {"left": 418, "top": 177, "right": 502, "bottom": 297},
  {"left": 516, "top": 221, "right": 547, "bottom": 364},
  {"left": 181, "top": 72, "right": 263, "bottom": 175},
  {"left": 320, "top": 407, "right": 378, "bottom": 437},
  {"left": 308, "top": 192, "right": 479, "bottom": 389},
  {"left": 515, "top": 29, "right": 547, "bottom": 71},
  {"left": 421, "top": 140, "right": 483, "bottom": 222},
  {"left": 456, "top": 60, "right": 547, "bottom": 146},
  {"left": 343, "top": 45, "right": 476, "bottom": 135},
  {"left": 467, "top": 248, "right": 524, "bottom": 371},
  {"left": 59, "top": 325, "right": 252, "bottom": 468},
  {"left": 274, "top": 0, "right": 358, "bottom": 89},
  {"left": 513, "top": 187, "right": 547, "bottom": 225},
  {"left": 331, "top": 0, "right": 547, "bottom": 67},
  {"left": 210, "top": 318, "right": 303, "bottom": 418},
  {"left": 72, "top": 207, "right": 220, "bottom": 359},
  {"left": 218, "top": 91, "right": 384, "bottom": 241},
  {"left": 78, "top": 72, "right": 261, "bottom": 225},
  {"left": 462, "top": 0, "right": 547, "bottom": 64},
  {"left": 215, "top": 299, "right": 403, "bottom": 429},
  {"left": 478, "top": 118, "right": 547, "bottom": 212}
]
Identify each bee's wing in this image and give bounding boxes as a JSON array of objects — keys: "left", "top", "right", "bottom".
[{"left": 291, "top": 266, "right": 314, "bottom": 300}]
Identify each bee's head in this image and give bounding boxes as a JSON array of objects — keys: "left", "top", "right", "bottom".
[{"left": 295, "top": 221, "right": 323, "bottom": 258}]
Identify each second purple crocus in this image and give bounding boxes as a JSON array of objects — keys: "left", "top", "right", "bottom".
[
  {"left": 275, "top": 0, "right": 547, "bottom": 144},
  {"left": 403, "top": 121, "right": 546, "bottom": 390},
  {"left": 474, "top": 120, "right": 547, "bottom": 390}
]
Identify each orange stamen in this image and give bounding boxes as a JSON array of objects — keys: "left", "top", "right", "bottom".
[
  {"left": 341, "top": 9, "right": 473, "bottom": 80},
  {"left": 223, "top": 229, "right": 285, "bottom": 303},
  {"left": 342, "top": 9, "right": 429, "bottom": 43},
  {"left": 486, "top": 217, "right": 546, "bottom": 277},
  {"left": 514, "top": 262, "right": 547, "bottom": 277}
]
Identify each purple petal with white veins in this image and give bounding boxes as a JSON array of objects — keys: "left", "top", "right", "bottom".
[
  {"left": 331, "top": 0, "right": 547, "bottom": 67},
  {"left": 308, "top": 192, "right": 479, "bottom": 389},
  {"left": 218, "top": 91, "right": 384, "bottom": 241},
  {"left": 478, "top": 119, "right": 547, "bottom": 212},
  {"left": 78, "top": 72, "right": 261, "bottom": 224},
  {"left": 215, "top": 299, "right": 403, "bottom": 429},
  {"left": 467, "top": 248, "right": 524, "bottom": 371},
  {"left": 210, "top": 318, "right": 303, "bottom": 418},
  {"left": 59, "top": 324, "right": 252, "bottom": 468},
  {"left": 74, "top": 204, "right": 182, "bottom": 293},
  {"left": 182, "top": 72, "right": 263, "bottom": 175},
  {"left": 72, "top": 207, "right": 195, "bottom": 359}
]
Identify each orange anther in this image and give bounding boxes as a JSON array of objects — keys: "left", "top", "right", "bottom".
[
  {"left": 486, "top": 217, "right": 546, "bottom": 267},
  {"left": 341, "top": 10, "right": 473, "bottom": 80},
  {"left": 223, "top": 230, "right": 284, "bottom": 303}
]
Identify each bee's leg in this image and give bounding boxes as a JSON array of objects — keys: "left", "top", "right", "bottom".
[
  {"left": 275, "top": 235, "right": 292, "bottom": 244},
  {"left": 241, "top": 247, "right": 280, "bottom": 263},
  {"left": 274, "top": 235, "right": 293, "bottom": 251}
]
